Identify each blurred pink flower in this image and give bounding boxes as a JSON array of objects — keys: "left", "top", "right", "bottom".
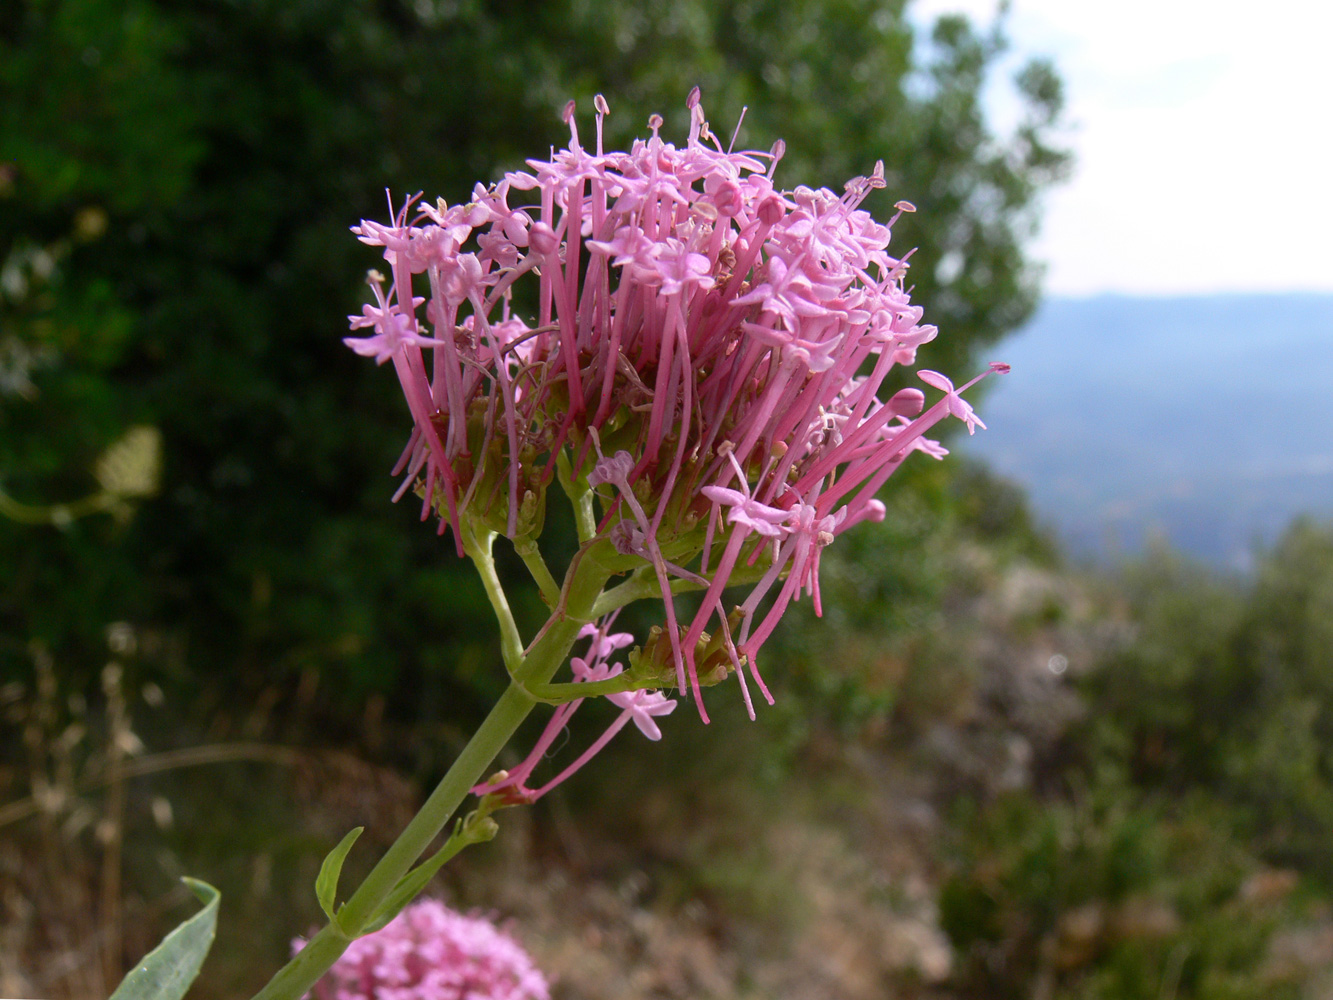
[{"left": 296, "top": 898, "right": 548, "bottom": 1000}]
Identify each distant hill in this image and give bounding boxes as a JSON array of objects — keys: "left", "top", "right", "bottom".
[{"left": 956, "top": 293, "right": 1333, "bottom": 569}]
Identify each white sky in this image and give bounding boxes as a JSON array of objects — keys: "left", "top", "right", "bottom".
[{"left": 909, "top": 0, "right": 1333, "bottom": 296}]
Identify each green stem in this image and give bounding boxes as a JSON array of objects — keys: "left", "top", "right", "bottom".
[
  {"left": 590, "top": 560, "right": 771, "bottom": 617},
  {"left": 253, "top": 685, "right": 531, "bottom": 1000},
  {"left": 250, "top": 547, "right": 612, "bottom": 1000},
  {"left": 524, "top": 672, "right": 646, "bottom": 703},
  {"left": 556, "top": 450, "right": 597, "bottom": 543},
  {"left": 462, "top": 521, "right": 524, "bottom": 672},
  {"left": 513, "top": 538, "right": 561, "bottom": 607},
  {"left": 592, "top": 566, "right": 705, "bottom": 617},
  {"left": 355, "top": 812, "right": 496, "bottom": 936}
]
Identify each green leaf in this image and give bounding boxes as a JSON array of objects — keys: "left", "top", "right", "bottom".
[
  {"left": 109, "top": 878, "right": 219, "bottom": 1000},
  {"left": 316, "top": 826, "right": 364, "bottom": 921}
]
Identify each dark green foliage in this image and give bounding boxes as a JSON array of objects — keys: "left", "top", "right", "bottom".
[{"left": 1, "top": 0, "right": 1066, "bottom": 736}]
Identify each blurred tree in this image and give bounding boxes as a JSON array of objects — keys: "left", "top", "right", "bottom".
[{"left": 0, "top": 0, "right": 1067, "bottom": 734}]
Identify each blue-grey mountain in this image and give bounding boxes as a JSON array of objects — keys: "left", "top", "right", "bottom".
[{"left": 959, "top": 294, "right": 1333, "bottom": 568}]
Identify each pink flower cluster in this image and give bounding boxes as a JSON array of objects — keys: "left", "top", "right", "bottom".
[
  {"left": 297, "top": 899, "right": 549, "bottom": 1000},
  {"left": 349, "top": 89, "right": 1003, "bottom": 719}
]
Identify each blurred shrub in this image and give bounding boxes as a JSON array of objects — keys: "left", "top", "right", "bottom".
[
  {"left": 941, "top": 784, "right": 1297, "bottom": 1000},
  {"left": 942, "top": 520, "right": 1333, "bottom": 998},
  {"left": 1084, "top": 522, "right": 1333, "bottom": 880}
]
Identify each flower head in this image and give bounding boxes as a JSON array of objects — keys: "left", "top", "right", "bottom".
[
  {"left": 296, "top": 898, "right": 549, "bottom": 1000},
  {"left": 350, "top": 90, "right": 1006, "bottom": 717}
]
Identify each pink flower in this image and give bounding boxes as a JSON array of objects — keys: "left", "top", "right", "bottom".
[
  {"left": 350, "top": 90, "right": 1007, "bottom": 717},
  {"left": 702, "top": 483, "right": 791, "bottom": 537},
  {"left": 701, "top": 450, "right": 791, "bottom": 538},
  {"left": 606, "top": 688, "right": 678, "bottom": 740},
  {"left": 296, "top": 898, "right": 548, "bottom": 1000},
  {"left": 344, "top": 289, "right": 436, "bottom": 365},
  {"left": 918, "top": 369, "right": 986, "bottom": 433},
  {"left": 645, "top": 240, "right": 713, "bottom": 296}
]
